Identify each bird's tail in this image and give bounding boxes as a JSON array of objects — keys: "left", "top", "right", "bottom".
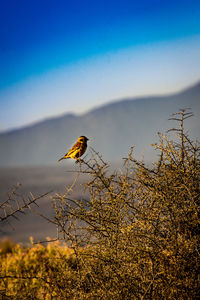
[{"left": 58, "top": 156, "right": 68, "bottom": 162}]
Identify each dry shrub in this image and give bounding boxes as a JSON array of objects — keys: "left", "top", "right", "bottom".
[{"left": 1, "top": 109, "right": 199, "bottom": 299}]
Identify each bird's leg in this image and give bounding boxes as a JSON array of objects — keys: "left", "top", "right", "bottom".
[{"left": 75, "top": 158, "right": 83, "bottom": 164}]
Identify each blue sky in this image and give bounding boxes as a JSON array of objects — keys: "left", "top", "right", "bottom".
[{"left": 0, "top": 0, "right": 200, "bottom": 131}]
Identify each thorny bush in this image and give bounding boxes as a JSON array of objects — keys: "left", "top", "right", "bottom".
[{"left": 1, "top": 109, "right": 199, "bottom": 299}]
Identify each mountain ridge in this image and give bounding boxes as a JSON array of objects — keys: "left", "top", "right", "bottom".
[
  {"left": 1, "top": 81, "right": 200, "bottom": 166},
  {"left": 2, "top": 80, "right": 200, "bottom": 135}
]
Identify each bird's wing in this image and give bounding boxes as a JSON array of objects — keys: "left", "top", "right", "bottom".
[{"left": 64, "top": 141, "right": 81, "bottom": 158}]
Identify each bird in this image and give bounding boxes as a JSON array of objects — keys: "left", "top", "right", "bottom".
[{"left": 58, "top": 136, "right": 89, "bottom": 162}]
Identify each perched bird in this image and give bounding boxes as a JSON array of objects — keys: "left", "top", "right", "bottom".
[{"left": 58, "top": 136, "right": 89, "bottom": 162}]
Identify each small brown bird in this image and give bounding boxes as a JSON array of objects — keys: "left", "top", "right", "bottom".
[{"left": 58, "top": 136, "right": 89, "bottom": 162}]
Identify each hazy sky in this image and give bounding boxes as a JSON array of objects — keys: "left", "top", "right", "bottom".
[{"left": 0, "top": 0, "right": 200, "bottom": 131}]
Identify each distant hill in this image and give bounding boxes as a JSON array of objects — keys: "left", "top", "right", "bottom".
[{"left": 0, "top": 82, "right": 200, "bottom": 166}]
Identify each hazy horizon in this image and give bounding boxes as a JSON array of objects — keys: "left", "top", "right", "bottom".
[{"left": 1, "top": 78, "right": 199, "bottom": 134}]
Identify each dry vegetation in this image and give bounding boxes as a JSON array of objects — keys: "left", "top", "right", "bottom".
[{"left": 0, "top": 109, "right": 199, "bottom": 299}]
